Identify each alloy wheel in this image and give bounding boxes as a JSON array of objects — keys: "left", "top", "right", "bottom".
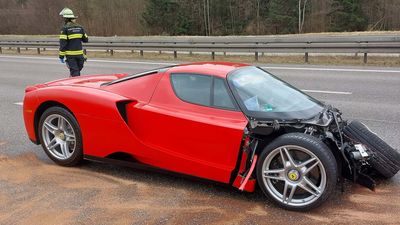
[
  {"left": 261, "top": 145, "right": 327, "bottom": 207},
  {"left": 41, "top": 114, "right": 76, "bottom": 160}
]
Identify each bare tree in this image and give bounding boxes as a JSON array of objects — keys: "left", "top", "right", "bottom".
[
  {"left": 207, "top": 0, "right": 211, "bottom": 35},
  {"left": 256, "top": 0, "right": 260, "bottom": 34},
  {"left": 229, "top": 0, "right": 235, "bottom": 34},
  {"left": 298, "top": 0, "right": 309, "bottom": 33},
  {"left": 202, "top": 0, "right": 212, "bottom": 36}
]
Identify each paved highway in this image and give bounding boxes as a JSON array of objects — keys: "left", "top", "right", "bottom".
[
  {"left": 0, "top": 55, "right": 399, "bottom": 224},
  {"left": 1, "top": 55, "right": 399, "bottom": 157}
]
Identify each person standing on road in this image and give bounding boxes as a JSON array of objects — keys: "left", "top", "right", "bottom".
[{"left": 59, "top": 8, "right": 88, "bottom": 77}]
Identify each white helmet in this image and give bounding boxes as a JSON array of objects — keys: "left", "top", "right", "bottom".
[{"left": 59, "top": 7, "right": 77, "bottom": 19}]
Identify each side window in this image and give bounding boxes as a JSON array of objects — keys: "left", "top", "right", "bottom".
[
  {"left": 171, "top": 74, "right": 212, "bottom": 106},
  {"left": 213, "top": 78, "right": 236, "bottom": 109},
  {"left": 171, "top": 73, "right": 237, "bottom": 110}
]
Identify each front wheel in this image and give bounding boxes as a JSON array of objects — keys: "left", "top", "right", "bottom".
[
  {"left": 38, "top": 106, "right": 83, "bottom": 166},
  {"left": 343, "top": 120, "right": 400, "bottom": 178},
  {"left": 256, "top": 133, "right": 338, "bottom": 211}
]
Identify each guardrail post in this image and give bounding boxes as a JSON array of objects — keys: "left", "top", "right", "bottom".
[
  {"left": 107, "top": 42, "right": 112, "bottom": 55},
  {"left": 189, "top": 51, "right": 193, "bottom": 56},
  {"left": 363, "top": 53, "right": 368, "bottom": 64},
  {"left": 173, "top": 42, "right": 177, "bottom": 58},
  {"left": 140, "top": 50, "right": 143, "bottom": 57},
  {"left": 211, "top": 42, "right": 215, "bottom": 60},
  {"left": 25, "top": 47, "right": 28, "bottom": 51},
  {"left": 43, "top": 48, "right": 46, "bottom": 52},
  {"left": 159, "top": 50, "right": 162, "bottom": 54},
  {"left": 305, "top": 52, "right": 309, "bottom": 63},
  {"left": 255, "top": 42, "right": 259, "bottom": 61},
  {"left": 109, "top": 41, "right": 113, "bottom": 56},
  {"left": 0, "top": 47, "right": 2, "bottom": 54},
  {"left": 37, "top": 48, "right": 40, "bottom": 54},
  {"left": 17, "top": 47, "right": 21, "bottom": 54},
  {"left": 83, "top": 49, "right": 87, "bottom": 55}
]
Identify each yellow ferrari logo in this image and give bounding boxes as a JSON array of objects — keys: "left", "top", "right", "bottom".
[{"left": 288, "top": 170, "right": 299, "bottom": 181}]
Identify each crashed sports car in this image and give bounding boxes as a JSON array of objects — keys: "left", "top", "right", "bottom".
[{"left": 23, "top": 62, "right": 400, "bottom": 211}]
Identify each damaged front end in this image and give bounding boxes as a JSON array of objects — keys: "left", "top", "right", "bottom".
[
  {"left": 237, "top": 105, "right": 389, "bottom": 191},
  {"left": 227, "top": 66, "right": 399, "bottom": 196},
  {"left": 290, "top": 105, "right": 377, "bottom": 190}
]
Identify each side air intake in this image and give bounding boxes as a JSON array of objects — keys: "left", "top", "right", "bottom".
[{"left": 116, "top": 100, "right": 132, "bottom": 124}]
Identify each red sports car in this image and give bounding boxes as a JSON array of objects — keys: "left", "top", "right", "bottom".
[{"left": 23, "top": 62, "right": 399, "bottom": 211}]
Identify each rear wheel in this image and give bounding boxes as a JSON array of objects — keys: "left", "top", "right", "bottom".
[
  {"left": 38, "top": 106, "right": 83, "bottom": 166},
  {"left": 256, "top": 133, "right": 337, "bottom": 211},
  {"left": 343, "top": 120, "right": 400, "bottom": 178}
]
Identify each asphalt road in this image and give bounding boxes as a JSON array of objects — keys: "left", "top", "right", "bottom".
[{"left": 0, "top": 55, "right": 399, "bottom": 224}]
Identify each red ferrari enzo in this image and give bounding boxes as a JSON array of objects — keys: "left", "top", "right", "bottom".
[{"left": 23, "top": 62, "right": 399, "bottom": 211}]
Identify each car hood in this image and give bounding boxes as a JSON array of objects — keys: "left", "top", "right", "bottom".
[{"left": 44, "top": 74, "right": 128, "bottom": 88}]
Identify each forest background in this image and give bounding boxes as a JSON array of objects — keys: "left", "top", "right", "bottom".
[{"left": 1, "top": 0, "right": 399, "bottom": 36}]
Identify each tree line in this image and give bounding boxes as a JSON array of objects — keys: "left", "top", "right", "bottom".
[{"left": 1, "top": 0, "right": 399, "bottom": 36}]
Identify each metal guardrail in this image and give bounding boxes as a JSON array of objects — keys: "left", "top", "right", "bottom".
[{"left": 1, "top": 34, "right": 400, "bottom": 63}]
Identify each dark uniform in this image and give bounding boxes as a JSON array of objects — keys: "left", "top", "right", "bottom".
[{"left": 59, "top": 22, "right": 88, "bottom": 77}]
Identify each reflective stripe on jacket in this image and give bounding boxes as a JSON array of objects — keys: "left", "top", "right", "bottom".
[{"left": 59, "top": 22, "right": 88, "bottom": 58}]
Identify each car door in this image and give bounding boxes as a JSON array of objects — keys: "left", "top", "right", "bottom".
[{"left": 125, "top": 72, "right": 248, "bottom": 183}]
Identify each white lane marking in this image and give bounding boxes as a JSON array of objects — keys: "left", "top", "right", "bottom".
[
  {"left": 301, "top": 89, "right": 352, "bottom": 95},
  {"left": 0, "top": 55, "right": 63, "bottom": 61},
  {"left": 14, "top": 102, "right": 23, "bottom": 106},
  {"left": 351, "top": 117, "right": 400, "bottom": 125},
  {"left": 89, "top": 59, "right": 174, "bottom": 65},
  {"left": 1, "top": 55, "right": 400, "bottom": 73},
  {"left": 262, "top": 66, "right": 400, "bottom": 73},
  {"left": 0, "top": 55, "right": 174, "bottom": 66}
]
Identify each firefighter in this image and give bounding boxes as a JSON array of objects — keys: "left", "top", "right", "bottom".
[{"left": 59, "top": 8, "right": 88, "bottom": 77}]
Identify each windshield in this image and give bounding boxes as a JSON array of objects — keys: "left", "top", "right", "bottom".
[{"left": 228, "top": 67, "right": 324, "bottom": 120}]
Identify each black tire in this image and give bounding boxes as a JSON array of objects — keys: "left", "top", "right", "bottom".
[
  {"left": 343, "top": 120, "right": 400, "bottom": 178},
  {"left": 256, "top": 133, "right": 337, "bottom": 211},
  {"left": 38, "top": 106, "right": 83, "bottom": 166}
]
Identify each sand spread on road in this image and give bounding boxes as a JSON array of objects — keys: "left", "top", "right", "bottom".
[{"left": 0, "top": 153, "right": 398, "bottom": 225}]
